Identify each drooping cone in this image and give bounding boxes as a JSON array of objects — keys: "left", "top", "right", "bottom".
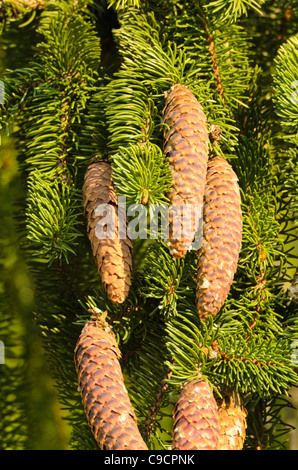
[
  {"left": 172, "top": 378, "right": 220, "bottom": 450},
  {"left": 83, "top": 160, "right": 132, "bottom": 304},
  {"left": 216, "top": 391, "right": 247, "bottom": 450},
  {"left": 196, "top": 155, "right": 242, "bottom": 321},
  {"left": 74, "top": 311, "right": 148, "bottom": 450},
  {"left": 11, "top": 0, "right": 44, "bottom": 8},
  {"left": 162, "top": 84, "right": 209, "bottom": 259}
]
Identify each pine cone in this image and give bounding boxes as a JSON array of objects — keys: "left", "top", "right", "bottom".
[
  {"left": 11, "top": 0, "right": 44, "bottom": 8},
  {"left": 196, "top": 155, "right": 242, "bottom": 320},
  {"left": 162, "top": 84, "right": 209, "bottom": 259},
  {"left": 216, "top": 391, "right": 247, "bottom": 450},
  {"left": 172, "top": 378, "right": 220, "bottom": 450},
  {"left": 74, "top": 312, "right": 148, "bottom": 450},
  {"left": 83, "top": 160, "right": 133, "bottom": 304}
]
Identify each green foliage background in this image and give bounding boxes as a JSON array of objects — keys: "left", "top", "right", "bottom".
[
  {"left": 0, "top": 137, "right": 71, "bottom": 449},
  {"left": 0, "top": 11, "right": 71, "bottom": 448}
]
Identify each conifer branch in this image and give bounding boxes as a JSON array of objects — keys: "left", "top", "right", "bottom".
[
  {"left": 199, "top": 7, "right": 226, "bottom": 102},
  {"left": 142, "top": 366, "right": 172, "bottom": 441},
  {"left": 201, "top": 0, "right": 266, "bottom": 23}
]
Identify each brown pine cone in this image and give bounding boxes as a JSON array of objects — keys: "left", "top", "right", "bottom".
[
  {"left": 74, "top": 311, "right": 148, "bottom": 450},
  {"left": 196, "top": 155, "right": 242, "bottom": 321},
  {"left": 216, "top": 391, "right": 247, "bottom": 450},
  {"left": 162, "top": 84, "right": 209, "bottom": 259},
  {"left": 83, "top": 160, "right": 133, "bottom": 304},
  {"left": 172, "top": 378, "right": 220, "bottom": 450},
  {"left": 10, "top": 0, "right": 44, "bottom": 9}
]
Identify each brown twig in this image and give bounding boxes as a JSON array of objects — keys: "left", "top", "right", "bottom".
[
  {"left": 277, "top": 4, "right": 293, "bottom": 44},
  {"left": 198, "top": 8, "right": 226, "bottom": 102},
  {"left": 142, "top": 365, "right": 173, "bottom": 440}
]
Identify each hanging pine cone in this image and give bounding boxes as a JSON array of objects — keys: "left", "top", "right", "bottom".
[
  {"left": 162, "top": 84, "right": 209, "bottom": 259},
  {"left": 74, "top": 311, "right": 148, "bottom": 450},
  {"left": 11, "top": 0, "right": 44, "bottom": 9},
  {"left": 196, "top": 155, "right": 242, "bottom": 321},
  {"left": 172, "top": 378, "right": 220, "bottom": 450},
  {"left": 83, "top": 160, "right": 133, "bottom": 304},
  {"left": 216, "top": 391, "right": 247, "bottom": 450}
]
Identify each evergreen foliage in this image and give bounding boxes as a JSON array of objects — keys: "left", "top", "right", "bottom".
[{"left": 0, "top": 0, "right": 297, "bottom": 450}]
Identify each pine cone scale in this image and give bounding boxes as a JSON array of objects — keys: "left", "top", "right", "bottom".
[
  {"left": 172, "top": 379, "right": 220, "bottom": 450},
  {"left": 217, "top": 392, "right": 247, "bottom": 450},
  {"left": 83, "top": 161, "right": 132, "bottom": 304},
  {"left": 196, "top": 156, "right": 242, "bottom": 320},
  {"left": 75, "top": 315, "right": 148, "bottom": 450}
]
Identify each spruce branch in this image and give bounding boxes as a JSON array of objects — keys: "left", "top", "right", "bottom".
[
  {"left": 201, "top": 0, "right": 266, "bottom": 23},
  {"left": 103, "top": 76, "right": 159, "bottom": 153},
  {"left": 111, "top": 142, "right": 172, "bottom": 207},
  {"left": 0, "top": 67, "right": 43, "bottom": 142},
  {"left": 25, "top": 172, "right": 82, "bottom": 264},
  {"left": 245, "top": 395, "right": 297, "bottom": 449},
  {"left": 210, "top": 335, "right": 298, "bottom": 396},
  {"left": 139, "top": 241, "right": 197, "bottom": 313},
  {"left": 198, "top": 8, "right": 226, "bottom": 102},
  {"left": 0, "top": 291, "right": 31, "bottom": 449},
  {"left": 142, "top": 365, "right": 173, "bottom": 442},
  {"left": 167, "top": 3, "right": 252, "bottom": 107},
  {"left": 164, "top": 305, "right": 298, "bottom": 396},
  {"left": 273, "top": 33, "right": 298, "bottom": 136},
  {"left": 107, "top": 0, "right": 140, "bottom": 9},
  {"left": 113, "top": 9, "right": 198, "bottom": 90}
]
